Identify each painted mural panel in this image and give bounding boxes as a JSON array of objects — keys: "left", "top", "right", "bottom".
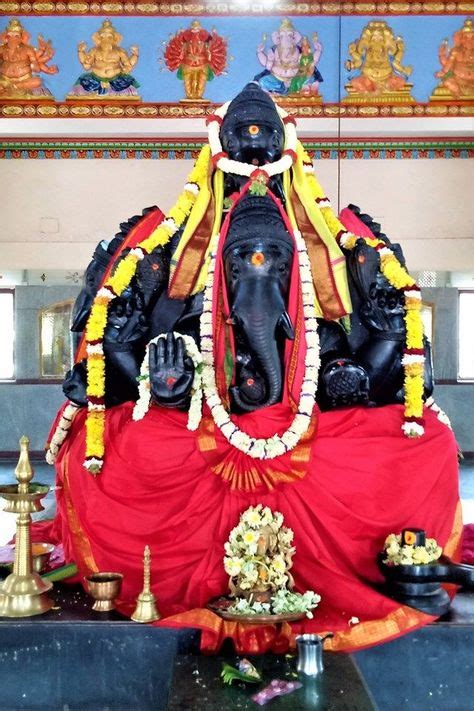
[{"left": 0, "top": 13, "right": 472, "bottom": 115}]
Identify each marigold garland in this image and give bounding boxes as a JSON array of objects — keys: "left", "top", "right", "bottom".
[
  {"left": 83, "top": 146, "right": 210, "bottom": 474},
  {"left": 304, "top": 161, "right": 426, "bottom": 438}
]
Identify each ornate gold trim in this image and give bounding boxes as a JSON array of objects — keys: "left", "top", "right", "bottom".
[
  {"left": 1, "top": 100, "right": 473, "bottom": 118},
  {"left": 0, "top": 1, "right": 472, "bottom": 14}
]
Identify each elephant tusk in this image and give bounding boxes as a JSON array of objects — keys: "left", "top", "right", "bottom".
[{"left": 277, "top": 310, "right": 295, "bottom": 340}]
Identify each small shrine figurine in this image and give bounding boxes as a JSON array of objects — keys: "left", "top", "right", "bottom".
[
  {"left": 430, "top": 19, "right": 474, "bottom": 101},
  {"left": 163, "top": 19, "right": 227, "bottom": 102},
  {"left": 343, "top": 20, "right": 414, "bottom": 103},
  {"left": 67, "top": 19, "right": 140, "bottom": 100},
  {"left": 255, "top": 19, "right": 323, "bottom": 99},
  {"left": 0, "top": 18, "right": 58, "bottom": 99}
]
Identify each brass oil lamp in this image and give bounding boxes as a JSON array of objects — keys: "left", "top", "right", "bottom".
[{"left": 0, "top": 436, "right": 53, "bottom": 617}]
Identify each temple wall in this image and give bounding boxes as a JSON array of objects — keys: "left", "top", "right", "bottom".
[
  {"left": 1, "top": 158, "right": 473, "bottom": 272},
  {"left": 0, "top": 285, "right": 471, "bottom": 455}
]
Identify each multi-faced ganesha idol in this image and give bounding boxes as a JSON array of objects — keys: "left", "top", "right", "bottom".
[{"left": 45, "top": 83, "right": 462, "bottom": 653}]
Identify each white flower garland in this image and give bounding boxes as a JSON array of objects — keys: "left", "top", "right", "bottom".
[
  {"left": 207, "top": 101, "right": 297, "bottom": 178},
  {"left": 46, "top": 402, "right": 81, "bottom": 465},
  {"left": 199, "top": 228, "right": 320, "bottom": 460},
  {"left": 132, "top": 333, "right": 203, "bottom": 431},
  {"left": 425, "top": 397, "right": 453, "bottom": 430}
]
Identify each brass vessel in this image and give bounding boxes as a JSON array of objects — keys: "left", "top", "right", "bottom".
[
  {"left": 85, "top": 571, "right": 123, "bottom": 612},
  {"left": 0, "top": 436, "right": 53, "bottom": 617},
  {"left": 131, "top": 545, "right": 160, "bottom": 623}
]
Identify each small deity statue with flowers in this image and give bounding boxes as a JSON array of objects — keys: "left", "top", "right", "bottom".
[
  {"left": 0, "top": 18, "right": 58, "bottom": 99},
  {"left": 223, "top": 505, "right": 320, "bottom": 618},
  {"left": 163, "top": 20, "right": 227, "bottom": 102},
  {"left": 430, "top": 18, "right": 474, "bottom": 101},
  {"left": 343, "top": 20, "right": 414, "bottom": 103},
  {"left": 68, "top": 19, "right": 140, "bottom": 100}
]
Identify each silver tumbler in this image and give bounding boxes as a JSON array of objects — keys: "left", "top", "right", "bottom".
[{"left": 295, "top": 633, "right": 331, "bottom": 676}]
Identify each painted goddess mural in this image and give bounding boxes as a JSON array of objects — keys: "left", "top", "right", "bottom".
[{"left": 254, "top": 19, "right": 323, "bottom": 98}]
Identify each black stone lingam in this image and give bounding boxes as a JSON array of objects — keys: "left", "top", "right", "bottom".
[{"left": 378, "top": 528, "right": 474, "bottom": 617}]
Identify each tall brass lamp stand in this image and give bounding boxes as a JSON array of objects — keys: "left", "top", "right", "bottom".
[{"left": 0, "top": 436, "right": 53, "bottom": 617}]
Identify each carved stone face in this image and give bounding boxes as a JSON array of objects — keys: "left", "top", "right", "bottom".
[
  {"left": 221, "top": 122, "right": 284, "bottom": 166},
  {"left": 224, "top": 241, "right": 293, "bottom": 299},
  {"left": 220, "top": 83, "right": 285, "bottom": 167},
  {"left": 222, "top": 196, "right": 295, "bottom": 412}
]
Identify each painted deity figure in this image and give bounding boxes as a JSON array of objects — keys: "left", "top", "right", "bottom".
[
  {"left": 163, "top": 20, "right": 227, "bottom": 101},
  {"left": 0, "top": 18, "right": 58, "bottom": 98},
  {"left": 431, "top": 18, "right": 474, "bottom": 100},
  {"left": 68, "top": 19, "right": 140, "bottom": 99},
  {"left": 255, "top": 19, "right": 323, "bottom": 97},
  {"left": 344, "top": 21, "right": 413, "bottom": 99}
]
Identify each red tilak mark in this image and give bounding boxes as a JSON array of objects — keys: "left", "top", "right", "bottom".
[
  {"left": 166, "top": 376, "right": 177, "bottom": 388},
  {"left": 151, "top": 263, "right": 160, "bottom": 271},
  {"left": 246, "top": 378, "right": 255, "bottom": 387},
  {"left": 358, "top": 255, "right": 366, "bottom": 263}
]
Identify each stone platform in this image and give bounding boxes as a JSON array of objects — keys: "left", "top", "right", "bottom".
[{"left": 0, "top": 583, "right": 376, "bottom": 710}]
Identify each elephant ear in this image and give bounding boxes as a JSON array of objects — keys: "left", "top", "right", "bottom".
[
  {"left": 271, "top": 30, "right": 280, "bottom": 45},
  {"left": 292, "top": 31, "right": 302, "bottom": 44}
]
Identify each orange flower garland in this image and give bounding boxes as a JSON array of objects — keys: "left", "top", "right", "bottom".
[{"left": 83, "top": 146, "right": 210, "bottom": 473}]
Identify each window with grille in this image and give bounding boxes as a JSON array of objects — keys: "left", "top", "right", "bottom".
[
  {"left": 40, "top": 300, "right": 74, "bottom": 378},
  {"left": 458, "top": 291, "right": 474, "bottom": 380}
]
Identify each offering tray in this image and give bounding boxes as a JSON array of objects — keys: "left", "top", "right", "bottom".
[{"left": 207, "top": 596, "right": 306, "bottom": 624}]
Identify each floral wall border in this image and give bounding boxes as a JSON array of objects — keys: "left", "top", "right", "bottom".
[
  {"left": 1, "top": 136, "right": 472, "bottom": 158},
  {"left": 0, "top": 1, "right": 472, "bottom": 16},
  {"left": 2, "top": 101, "right": 473, "bottom": 118}
]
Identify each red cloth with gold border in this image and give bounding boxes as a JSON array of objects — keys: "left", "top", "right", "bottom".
[{"left": 38, "top": 401, "right": 462, "bottom": 654}]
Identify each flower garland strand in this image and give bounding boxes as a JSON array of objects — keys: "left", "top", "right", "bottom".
[
  {"left": 200, "top": 224, "right": 320, "bottom": 460},
  {"left": 46, "top": 402, "right": 81, "bottom": 465},
  {"left": 132, "top": 333, "right": 203, "bottom": 430},
  {"left": 301, "top": 150, "right": 426, "bottom": 438},
  {"left": 83, "top": 148, "right": 210, "bottom": 474}
]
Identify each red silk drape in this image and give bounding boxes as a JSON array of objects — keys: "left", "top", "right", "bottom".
[{"left": 41, "top": 402, "right": 462, "bottom": 653}]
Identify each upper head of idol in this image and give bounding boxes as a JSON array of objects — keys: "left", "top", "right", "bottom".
[
  {"left": 223, "top": 195, "right": 294, "bottom": 296},
  {"left": 220, "top": 83, "right": 284, "bottom": 167}
]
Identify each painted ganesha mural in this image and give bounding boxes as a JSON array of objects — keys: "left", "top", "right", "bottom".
[{"left": 0, "top": 15, "right": 472, "bottom": 107}]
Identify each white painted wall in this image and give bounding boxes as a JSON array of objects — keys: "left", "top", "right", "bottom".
[{"left": 1, "top": 158, "right": 473, "bottom": 271}]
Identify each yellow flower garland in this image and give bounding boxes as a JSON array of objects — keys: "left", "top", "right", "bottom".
[
  {"left": 304, "top": 162, "right": 426, "bottom": 437},
  {"left": 84, "top": 146, "right": 210, "bottom": 473}
]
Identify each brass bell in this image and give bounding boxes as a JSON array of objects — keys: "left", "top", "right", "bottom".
[{"left": 131, "top": 545, "right": 160, "bottom": 623}]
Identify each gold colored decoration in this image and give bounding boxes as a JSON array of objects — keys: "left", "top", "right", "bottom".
[
  {"left": 343, "top": 21, "right": 415, "bottom": 104},
  {"left": 131, "top": 545, "right": 160, "bottom": 623},
  {"left": 0, "top": 18, "right": 58, "bottom": 99},
  {"left": 0, "top": 2, "right": 472, "bottom": 16},
  {"left": 163, "top": 20, "right": 227, "bottom": 102},
  {"left": 430, "top": 19, "right": 474, "bottom": 101},
  {"left": 0, "top": 436, "right": 54, "bottom": 617},
  {"left": 1, "top": 101, "right": 473, "bottom": 119},
  {"left": 67, "top": 19, "right": 140, "bottom": 101}
]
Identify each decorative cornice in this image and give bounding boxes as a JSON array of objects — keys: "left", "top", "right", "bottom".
[
  {"left": 1, "top": 137, "right": 472, "bottom": 159},
  {"left": 0, "top": 1, "right": 471, "bottom": 15},
  {"left": 1, "top": 101, "right": 473, "bottom": 119}
]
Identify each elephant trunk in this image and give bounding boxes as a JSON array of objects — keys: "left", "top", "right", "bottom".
[{"left": 230, "top": 279, "right": 292, "bottom": 412}]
